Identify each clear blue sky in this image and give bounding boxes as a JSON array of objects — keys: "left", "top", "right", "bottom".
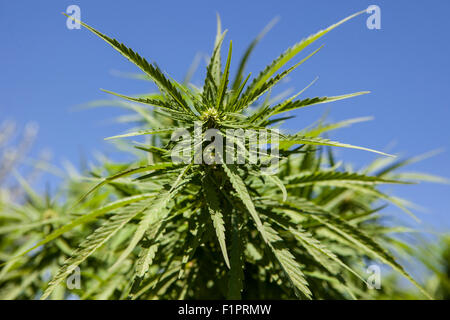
[{"left": 1, "top": 1, "right": 449, "bottom": 231}]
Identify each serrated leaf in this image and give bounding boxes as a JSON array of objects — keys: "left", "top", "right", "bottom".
[
  {"left": 285, "top": 171, "right": 407, "bottom": 188},
  {"left": 100, "top": 89, "right": 179, "bottom": 112},
  {"left": 231, "top": 17, "right": 279, "bottom": 91},
  {"left": 236, "top": 46, "right": 323, "bottom": 111},
  {"left": 269, "top": 91, "right": 370, "bottom": 117},
  {"left": 221, "top": 163, "right": 265, "bottom": 239},
  {"left": 203, "top": 178, "right": 230, "bottom": 268},
  {"left": 216, "top": 41, "right": 232, "bottom": 111},
  {"left": 41, "top": 199, "right": 153, "bottom": 299},
  {"left": 278, "top": 135, "right": 393, "bottom": 157},
  {"left": 109, "top": 165, "right": 192, "bottom": 272},
  {"left": 265, "top": 175, "right": 288, "bottom": 202},
  {"left": 2, "top": 193, "right": 154, "bottom": 264},
  {"left": 105, "top": 127, "right": 179, "bottom": 140},
  {"left": 77, "top": 162, "right": 174, "bottom": 204},
  {"left": 304, "top": 116, "right": 373, "bottom": 138},
  {"left": 311, "top": 212, "right": 432, "bottom": 299},
  {"left": 288, "top": 227, "right": 367, "bottom": 284},
  {"left": 227, "top": 216, "right": 244, "bottom": 299},
  {"left": 244, "top": 10, "right": 365, "bottom": 96},
  {"left": 63, "top": 14, "right": 190, "bottom": 113},
  {"left": 263, "top": 223, "right": 312, "bottom": 299}
]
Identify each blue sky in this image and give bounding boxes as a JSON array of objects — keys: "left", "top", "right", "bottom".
[{"left": 1, "top": 0, "right": 449, "bottom": 231}]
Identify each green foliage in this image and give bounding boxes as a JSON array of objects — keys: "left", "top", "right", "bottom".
[{"left": 1, "top": 10, "right": 446, "bottom": 300}]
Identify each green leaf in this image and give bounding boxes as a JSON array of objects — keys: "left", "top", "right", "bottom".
[
  {"left": 310, "top": 212, "right": 432, "bottom": 299},
  {"left": 236, "top": 46, "right": 323, "bottom": 111},
  {"left": 324, "top": 183, "right": 420, "bottom": 222},
  {"left": 288, "top": 227, "right": 367, "bottom": 284},
  {"left": 77, "top": 162, "right": 174, "bottom": 204},
  {"left": 63, "top": 13, "right": 190, "bottom": 113},
  {"left": 203, "top": 27, "right": 227, "bottom": 105},
  {"left": 231, "top": 17, "right": 279, "bottom": 91},
  {"left": 303, "top": 116, "right": 373, "bottom": 138},
  {"left": 227, "top": 215, "right": 244, "bottom": 299},
  {"left": 2, "top": 193, "right": 154, "bottom": 264},
  {"left": 278, "top": 135, "right": 393, "bottom": 157},
  {"left": 41, "top": 199, "right": 153, "bottom": 299},
  {"left": 203, "top": 177, "right": 230, "bottom": 268},
  {"left": 221, "top": 163, "right": 265, "bottom": 238},
  {"left": 269, "top": 91, "right": 370, "bottom": 117},
  {"left": 109, "top": 165, "right": 192, "bottom": 272},
  {"left": 127, "top": 221, "right": 167, "bottom": 299},
  {"left": 285, "top": 171, "right": 408, "bottom": 188},
  {"left": 265, "top": 175, "right": 288, "bottom": 202},
  {"left": 100, "top": 89, "right": 180, "bottom": 112},
  {"left": 216, "top": 41, "right": 233, "bottom": 111},
  {"left": 244, "top": 10, "right": 365, "bottom": 96},
  {"left": 105, "top": 127, "right": 179, "bottom": 140},
  {"left": 263, "top": 223, "right": 312, "bottom": 299}
]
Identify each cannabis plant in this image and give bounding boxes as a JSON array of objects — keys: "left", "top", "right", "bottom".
[{"left": 2, "top": 10, "right": 439, "bottom": 299}]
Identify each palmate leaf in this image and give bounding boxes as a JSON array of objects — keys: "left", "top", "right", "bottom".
[
  {"left": 278, "top": 135, "right": 393, "bottom": 157},
  {"left": 231, "top": 17, "right": 279, "bottom": 91},
  {"left": 265, "top": 175, "right": 288, "bottom": 202},
  {"left": 390, "top": 172, "right": 450, "bottom": 184},
  {"left": 282, "top": 198, "right": 432, "bottom": 299},
  {"left": 100, "top": 89, "right": 180, "bottom": 112},
  {"left": 203, "top": 177, "right": 230, "bottom": 268},
  {"left": 268, "top": 91, "right": 370, "bottom": 118},
  {"left": 1, "top": 193, "right": 155, "bottom": 265},
  {"left": 244, "top": 10, "right": 365, "bottom": 97},
  {"left": 203, "top": 27, "right": 227, "bottom": 106},
  {"left": 263, "top": 223, "right": 312, "bottom": 299},
  {"left": 128, "top": 219, "right": 169, "bottom": 299},
  {"left": 228, "top": 73, "right": 252, "bottom": 109},
  {"left": 249, "top": 77, "right": 318, "bottom": 124},
  {"left": 108, "top": 195, "right": 168, "bottom": 273},
  {"left": 105, "top": 127, "right": 180, "bottom": 140},
  {"left": 222, "top": 163, "right": 311, "bottom": 298},
  {"left": 217, "top": 41, "right": 233, "bottom": 111},
  {"left": 330, "top": 183, "right": 419, "bottom": 221},
  {"left": 288, "top": 227, "right": 367, "bottom": 285},
  {"left": 235, "top": 46, "right": 323, "bottom": 111},
  {"left": 304, "top": 116, "right": 374, "bottom": 137},
  {"left": 109, "top": 165, "right": 192, "bottom": 272},
  {"left": 374, "top": 149, "right": 444, "bottom": 177},
  {"left": 135, "top": 234, "right": 160, "bottom": 278},
  {"left": 221, "top": 163, "right": 265, "bottom": 238},
  {"left": 178, "top": 210, "right": 209, "bottom": 279},
  {"left": 313, "top": 213, "right": 432, "bottom": 299},
  {"left": 212, "top": 14, "right": 225, "bottom": 86},
  {"left": 261, "top": 210, "right": 367, "bottom": 285},
  {"left": 63, "top": 13, "right": 190, "bottom": 113},
  {"left": 284, "top": 171, "right": 408, "bottom": 188},
  {"left": 305, "top": 271, "right": 359, "bottom": 300},
  {"left": 77, "top": 162, "right": 175, "bottom": 203},
  {"left": 41, "top": 199, "right": 154, "bottom": 299}
]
